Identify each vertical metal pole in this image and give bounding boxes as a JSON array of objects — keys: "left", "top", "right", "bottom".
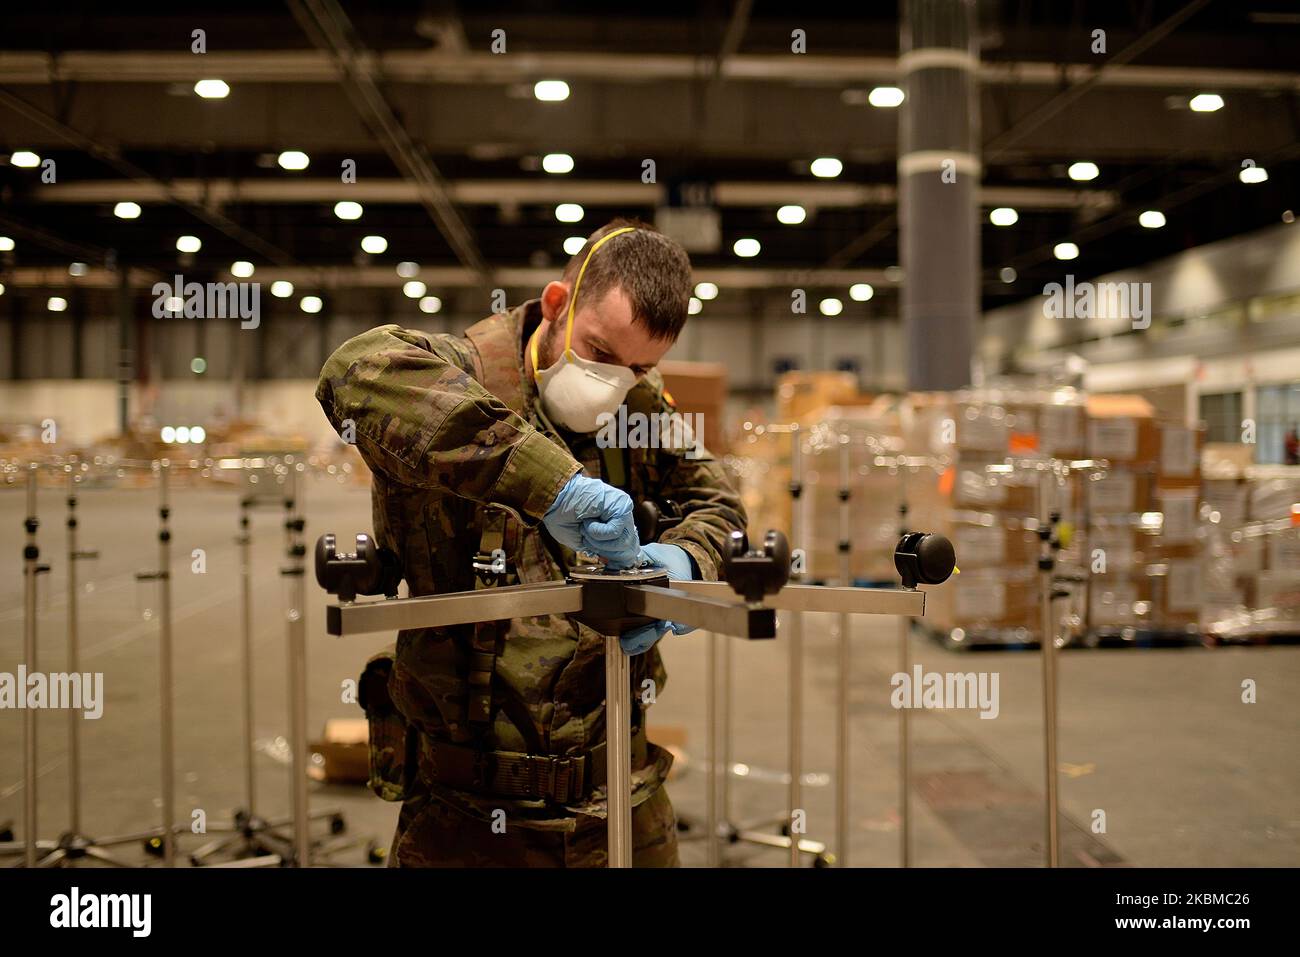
[
  {"left": 604, "top": 635, "right": 633, "bottom": 868},
  {"left": 705, "top": 631, "right": 719, "bottom": 867},
  {"left": 787, "top": 427, "right": 804, "bottom": 868},
  {"left": 1039, "top": 467, "right": 1060, "bottom": 868},
  {"left": 720, "top": 633, "right": 733, "bottom": 829},
  {"left": 66, "top": 461, "right": 82, "bottom": 838},
  {"left": 898, "top": 462, "right": 912, "bottom": 868},
  {"left": 285, "top": 464, "right": 311, "bottom": 865},
  {"left": 23, "top": 463, "right": 39, "bottom": 867},
  {"left": 835, "top": 435, "right": 852, "bottom": 866},
  {"left": 239, "top": 497, "right": 256, "bottom": 818},
  {"left": 157, "top": 459, "right": 175, "bottom": 867}
]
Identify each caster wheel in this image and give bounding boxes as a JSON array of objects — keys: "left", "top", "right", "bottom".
[
  {"left": 0, "top": 827, "right": 13, "bottom": 843},
  {"left": 143, "top": 836, "right": 165, "bottom": 856},
  {"left": 675, "top": 819, "right": 691, "bottom": 833},
  {"left": 813, "top": 853, "right": 835, "bottom": 868},
  {"left": 779, "top": 823, "right": 791, "bottom": 837},
  {"left": 329, "top": 814, "right": 346, "bottom": 835},
  {"left": 366, "top": 841, "right": 386, "bottom": 866}
]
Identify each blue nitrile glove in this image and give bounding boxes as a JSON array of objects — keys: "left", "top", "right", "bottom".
[
  {"left": 620, "top": 542, "right": 697, "bottom": 655},
  {"left": 542, "top": 474, "right": 641, "bottom": 568}
]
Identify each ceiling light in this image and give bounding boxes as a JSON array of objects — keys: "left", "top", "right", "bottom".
[
  {"left": 10, "top": 150, "right": 40, "bottom": 168},
  {"left": 1188, "top": 93, "right": 1224, "bottom": 112},
  {"left": 165, "top": 297, "right": 183, "bottom": 313},
  {"left": 868, "top": 86, "right": 905, "bottom": 108},
  {"left": 277, "top": 150, "right": 309, "bottom": 171},
  {"left": 68, "top": 262, "right": 88, "bottom": 277},
  {"left": 0, "top": 236, "right": 12, "bottom": 251},
  {"left": 360, "top": 235, "right": 388, "bottom": 254},
  {"left": 176, "top": 235, "right": 202, "bottom": 253},
  {"left": 563, "top": 236, "right": 586, "bottom": 255},
  {"left": 114, "top": 201, "right": 141, "bottom": 219},
  {"left": 534, "top": 80, "right": 570, "bottom": 102},
  {"left": 175, "top": 426, "right": 191, "bottom": 443},
  {"left": 777, "top": 205, "right": 807, "bottom": 225},
  {"left": 555, "top": 203, "right": 584, "bottom": 223},
  {"left": 810, "top": 157, "right": 843, "bottom": 178},
  {"left": 160, "top": 427, "right": 176, "bottom": 444},
  {"left": 733, "top": 238, "right": 761, "bottom": 258},
  {"left": 191, "top": 357, "right": 207, "bottom": 374},
  {"left": 1139, "top": 210, "right": 1166, "bottom": 229},
  {"left": 231, "top": 261, "right": 254, "bottom": 278},
  {"left": 688, "top": 297, "right": 702, "bottom": 315},
  {"left": 418, "top": 296, "right": 442, "bottom": 314},
  {"left": 695, "top": 282, "right": 719, "bottom": 300},
  {"left": 849, "top": 283, "right": 874, "bottom": 302},
  {"left": 300, "top": 296, "right": 323, "bottom": 314},
  {"left": 403, "top": 280, "right": 427, "bottom": 298},
  {"left": 819, "top": 298, "right": 843, "bottom": 316},
  {"left": 1067, "top": 161, "right": 1099, "bottom": 181},
  {"left": 989, "top": 207, "right": 1019, "bottom": 227},
  {"left": 334, "top": 200, "right": 363, "bottom": 220},
  {"left": 542, "top": 153, "right": 574, "bottom": 174},
  {"left": 194, "top": 79, "right": 230, "bottom": 99},
  {"left": 1053, "top": 242, "right": 1080, "bottom": 260},
  {"left": 1000, "top": 267, "right": 1017, "bottom": 283},
  {"left": 270, "top": 280, "right": 294, "bottom": 298},
  {"left": 0, "top": 283, "right": 5, "bottom": 296},
  {"left": 396, "top": 261, "right": 419, "bottom": 278},
  {"left": 1239, "top": 165, "right": 1268, "bottom": 184},
  {"left": 191, "top": 426, "right": 207, "bottom": 442},
  {"left": 48, "top": 296, "right": 68, "bottom": 312}
]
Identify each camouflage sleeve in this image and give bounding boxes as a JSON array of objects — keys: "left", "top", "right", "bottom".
[
  {"left": 652, "top": 407, "right": 748, "bottom": 583},
  {"left": 316, "top": 324, "right": 581, "bottom": 522}
]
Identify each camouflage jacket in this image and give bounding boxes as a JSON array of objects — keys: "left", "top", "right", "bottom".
[{"left": 315, "top": 299, "right": 747, "bottom": 830}]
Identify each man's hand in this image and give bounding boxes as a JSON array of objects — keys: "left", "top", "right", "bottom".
[
  {"left": 543, "top": 474, "right": 641, "bottom": 568},
  {"left": 619, "top": 542, "right": 697, "bottom": 655}
]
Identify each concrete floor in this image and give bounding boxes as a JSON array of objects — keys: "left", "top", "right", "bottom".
[{"left": 1, "top": 479, "right": 1296, "bottom": 867}]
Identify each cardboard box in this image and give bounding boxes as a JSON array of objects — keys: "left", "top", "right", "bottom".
[
  {"left": 1155, "top": 487, "right": 1200, "bottom": 546},
  {"left": 1087, "top": 394, "right": 1159, "bottom": 466},
  {"left": 1088, "top": 576, "right": 1154, "bottom": 628},
  {"left": 1249, "top": 473, "right": 1300, "bottom": 523},
  {"left": 1255, "top": 571, "right": 1300, "bottom": 614},
  {"left": 1157, "top": 425, "right": 1202, "bottom": 487},
  {"left": 1151, "top": 558, "right": 1203, "bottom": 626},
  {"left": 924, "top": 566, "right": 1037, "bottom": 633},
  {"left": 309, "top": 718, "right": 370, "bottom": 785},
  {"left": 1085, "top": 468, "right": 1151, "bottom": 515},
  {"left": 659, "top": 360, "right": 727, "bottom": 454},
  {"left": 776, "top": 371, "right": 862, "bottom": 422},
  {"left": 948, "top": 514, "right": 1038, "bottom": 569}
]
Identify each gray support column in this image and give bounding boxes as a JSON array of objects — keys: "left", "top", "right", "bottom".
[
  {"left": 116, "top": 266, "right": 133, "bottom": 435},
  {"left": 899, "top": 0, "right": 980, "bottom": 391}
]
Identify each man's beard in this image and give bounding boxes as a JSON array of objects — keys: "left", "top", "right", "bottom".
[{"left": 537, "top": 316, "right": 563, "bottom": 371}]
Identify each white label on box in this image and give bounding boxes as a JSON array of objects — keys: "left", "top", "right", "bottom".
[
  {"left": 1268, "top": 529, "right": 1300, "bottom": 570},
  {"left": 1160, "top": 427, "right": 1197, "bottom": 477},
  {"left": 955, "top": 579, "right": 1006, "bottom": 619},
  {"left": 1256, "top": 573, "right": 1300, "bottom": 611},
  {"left": 958, "top": 409, "right": 1009, "bottom": 452},
  {"left": 1089, "top": 472, "right": 1136, "bottom": 513},
  {"left": 1090, "top": 527, "right": 1135, "bottom": 568},
  {"left": 953, "top": 525, "right": 1006, "bottom": 566},
  {"left": 1039, "top": 405, "right": 1083, "bottom": 454},
  {"left": 1166, "top": 561, "right": 1202, "bottom": 612},
  {"left": 1159, "top": 491, "right": 1199, "bottom": 544},
  {"left": 1090, "top": 581, "right": 1137, "bottom": 625},
  {"left": 1089, "top": 418, "right": 1138, "bottom": 460},
  {"left": 956, "top": 469, "right": 1006, "bottom": 506}
]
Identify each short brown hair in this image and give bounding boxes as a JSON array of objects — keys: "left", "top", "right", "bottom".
[{"left": 561, "top": 217, "right": 692, "bottom": 341}]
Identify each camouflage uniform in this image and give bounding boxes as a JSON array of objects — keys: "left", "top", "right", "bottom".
[{"left": 316, "top": 299, "right": 746, "bottom": 867}]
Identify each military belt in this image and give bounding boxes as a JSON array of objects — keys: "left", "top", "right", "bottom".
[{"left": 417, "top": 728, "right": 648, "bottom": 804}]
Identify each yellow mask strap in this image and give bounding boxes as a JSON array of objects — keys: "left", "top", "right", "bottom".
[{"left": 532, "top": 226, "right": 637, "bottom": 381}]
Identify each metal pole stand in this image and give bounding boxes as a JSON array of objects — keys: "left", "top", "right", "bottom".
[
  {"left": 0, "top": 463, "right": 56, "bottom": 866},
  {"left": 1037, "top": 464, "right": 1061, "bottom": 868}
]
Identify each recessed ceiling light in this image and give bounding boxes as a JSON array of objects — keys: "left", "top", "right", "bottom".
[
  {"left": 819, "top": 297, "right": 843, "bottom": 316},
  {"left": 403, "top": 280, "right": 427, "bottom": 298},
  {"left": 868, "top": 86, "right": 905, "bottom": 108},
  {"left": 694, "top": 282, "right": 719, "bottom": 300},
  {"left": 231, "top": 261, "right": 255, "bottom": 278},
  {"left": 176, "top": 235, "right": 202, "bottom": 253},
  {"left": 555, "top": 203, "right": 584, "bottom": 223},
  {"left": 1239, "top": 165, "right": 1268, "bottom": 184},
  {"left": 277, "top": 150, "right": 310, "bottom": 171},
  {"left": 418, "top": 296, "right": 442, "bottom": 314},
  {"left": 849, "top": 283, "right": 874, "bottom": 302},
  {"left": 0, "top": 236, "right": 13, "bottom": 251},
  {"left": 68, "top": 262, "right": 88, "bottom": 277},
  {"left": 396, "top": 261, "right": 419, "bottom": 278},
  {"left": 10, "top": 151, "right": 40, "bottom": 168},
  {"left": 1068, "top": 161, "right": 1099, "bottom": 181},
  {"left": 114, "top": 201, "right": 142, "bottom": 219},
  {"left": 542, "top": 153, "right": 574, "bottom": 174},
  {"left": 194, "top": 79, "right": 230, "bottom": 99},
  {"left": 1054, "top": 242, "right": 1080, "bottom": 260},
  {"left": 300, "top": 296, "right": 323, "bottom": 314},
  {"left": 48, "top": 296, "right": 68, "bottom": 312},
  {"left": 270, "top": 281, "right": 294, "bottom": 298},
  {"left": 334, "top": 201, "right": 363, "bottom": 220},
  {"left": 688, "top": 297, "right": 703, "bottom": 315},
  {"left": 563, "top": 236, "right": 586, "bottom": 255},
  {"left": 360, "top": 235, "right": 388, "bottom": 254},
  {"left": 534, "top": 80, "right": 570, "bottom": 102},
  {"left": 989, "top": 207, "right": 1019, "bottom": 226},
  {"left": 1000, "top": 267, "right": 1017, "bottom": 283},
  {"left": 810, "top": 157, "right": 843, "bottom": 178},
  {"left": 1139, "top": 210, "right": 1166, "bottom": 229},
  {"left": 777, "top": 205, "right": 807, "bottom": 225},
  {"left": 1188, "top": 93, "right": 1224, "bottom": 112},
  {"left": 733, "top": 238, "right": 761, "bottom": 258}
]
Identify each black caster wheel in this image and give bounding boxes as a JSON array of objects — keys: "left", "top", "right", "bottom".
[
  {"left": 813, "top": 853, "right": 835, "bottom": 868},
  {"left": 366, "top": 841, "right": 386, "bottom": 865},
  {"left": 143, "top": 836, "right": 165, "bottom": 856},
  {"left": 779, "top": 822, "right": 791, "bottom": 837},
  {"left": 0, "top": 826, "right": 13, "bottom": 843},
  {"left": 329, "top": 814, "right": 346, "bottom": 835},
  {"left": 675, "top": 818, "right": 691, "bottom": 833}
]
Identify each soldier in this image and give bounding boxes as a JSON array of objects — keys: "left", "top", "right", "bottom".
[{"left": 317, "top": 218, "right": 747, "bottom": 866}]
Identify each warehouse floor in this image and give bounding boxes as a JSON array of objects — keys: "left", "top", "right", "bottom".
[{"left": 2, "top": 479, "right": 1296, "bottom": 867}]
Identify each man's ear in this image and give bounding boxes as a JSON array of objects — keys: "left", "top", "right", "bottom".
[{"left": 540, "top": 281, "right": 571, "bottom": 324}]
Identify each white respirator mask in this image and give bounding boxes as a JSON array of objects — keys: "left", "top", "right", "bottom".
[{"left": 531, "top": 227, "right": 639, "bottom": 433}]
